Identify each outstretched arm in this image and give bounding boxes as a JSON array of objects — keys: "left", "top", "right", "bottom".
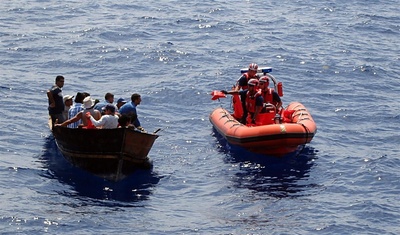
[
  {"left": 221, "top": 90, "right": 240, "bottom": 95},
  {"left": 57, "top": 112, "right": 82, "bottom": 127}
]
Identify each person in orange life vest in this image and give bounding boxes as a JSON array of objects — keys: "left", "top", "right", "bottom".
[
  {"left": 221, "top": 79, "right": 264, "bottom": 124},
  {"left": 234, "top": 63, "right": 260, "bottom": 123},
  {"left": 258, "top": 76, "right": 282, "bottom": 113}
]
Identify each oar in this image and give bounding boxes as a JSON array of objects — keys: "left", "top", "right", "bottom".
[
  {"left": 210, "top": 90, "right": 227, "bottom": 100},
  {"left": 153, "top": 128, "right": 162, "bottom": 134}
]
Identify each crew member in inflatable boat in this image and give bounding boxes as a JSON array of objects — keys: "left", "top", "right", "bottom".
[
  {"left": 258, "top": 76, "right": 282, "bottom": 113},
  {"left": 222, "top": 79, "right": 264, "bottom": 124},
  {"left": 234, "top": 63, "right": 260, "bottom": 123}
]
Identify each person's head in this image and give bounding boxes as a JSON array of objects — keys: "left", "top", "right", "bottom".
[
  {"left": 130, "top": 93, "right": 141, "bottom": 105},
  {"left": 118, "top": 114, "right": 132, "bottom": 128},
  {"left": 105, "top": 93, "right": 114, "bottom": 103},
  {"left": 104, "top": 104, "right": 116, "bottom": 114},
  {"left": 247, "top": 79, "right": 259, "bottom": 93},
  {"left": 63, "top": 95, "right": 74, "bottom": 107},
  {"left": 55, "top": 75, "right": 65, "bottom": 88},
  {"left": 116, "top": 98, "right": 127, "bottom": 109},
  {"left": 83, "top": 96, "right": 95, "bottom": 109},
  {"left": 74, "top": 92, "right": 85, "bottom": 103},
  {"left": 258, "top": 76, "right": 270, "bottom": 90},
  {"left": 248, "top": 63, "right": 258, "bottom": 76}
]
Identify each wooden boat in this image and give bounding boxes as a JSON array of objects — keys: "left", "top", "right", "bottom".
[
  {"left": 51, "top": 125, "right": 159, "bottom": 181},
  {"left": 210, "top": 67, "right": 317, "bottom": 157}
]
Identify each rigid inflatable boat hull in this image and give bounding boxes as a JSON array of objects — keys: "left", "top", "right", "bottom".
[{"left": 210, "top": 102, "right": 316, "bottom": 157}]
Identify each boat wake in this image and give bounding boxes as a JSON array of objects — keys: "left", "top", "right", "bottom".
[{"left": 212, "top": 128, "right": 320, "bottom": 198}]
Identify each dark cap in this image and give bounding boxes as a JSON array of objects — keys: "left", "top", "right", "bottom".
[{"left": 117, "top": 98, "right": 127, "bottom": 104}]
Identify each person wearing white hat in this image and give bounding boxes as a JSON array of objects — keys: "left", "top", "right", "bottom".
[{"left": 62, "top": 95, "right": 74, "bottom": 121}]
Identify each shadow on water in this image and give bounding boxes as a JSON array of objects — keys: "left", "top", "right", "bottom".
[
  {"left": 37, "top": 136, "right": 161, "bottom": 203},
  {"left": 212, "top": 128, "right": 319, "bottom": 198}
]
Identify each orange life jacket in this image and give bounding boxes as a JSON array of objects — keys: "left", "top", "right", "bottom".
[
  {"left": 246, "top": 90, "right": 262, "bottom": 113},
  {"left": 262, "top": 88, "right": 278, "bottom": 107},
  {"left": 241, "top": 73, "right": 258, "bottom": 90}
]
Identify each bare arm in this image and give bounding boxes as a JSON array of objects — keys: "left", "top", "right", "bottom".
[
  {"left": 253, "top": 105, "right": 263, "bottom": 123},
  {"left": 57, "top": 112, "right": 82, "bottom": 127},
  {"left": 47, "top": 90, "right": 55, "bottom": 108}
]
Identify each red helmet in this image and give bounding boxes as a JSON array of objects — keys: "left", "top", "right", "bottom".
[
  {"left": 259, "top": 76, "right": 270, "bottom": 83},
  {"left": 248, "top": 63, "right": 258, "bottom": 71},
  {"left": 248, "top": 78, "right": 259, "bottom": 86}
]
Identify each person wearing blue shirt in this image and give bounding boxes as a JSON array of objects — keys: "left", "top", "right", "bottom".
[
  {"left": 94, "top": 92, "right": 117, "bottom": 114},
  {"left": 67, "top": 92, "right": 85, "bottom": 128},
  {"left": 119, "top": 93, "right": 145, "bottom": 132}
]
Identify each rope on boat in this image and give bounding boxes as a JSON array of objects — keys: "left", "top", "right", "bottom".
[
  {"left": 292, "top": 109, "right": 312, "bottom": 157},
  {"left": 217, "top": 108, "right": 243, "bottom": 127}
]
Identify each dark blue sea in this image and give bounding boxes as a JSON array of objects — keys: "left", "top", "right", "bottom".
[{"left": 1, "top": 1, "right": 399, "bottom": 234}]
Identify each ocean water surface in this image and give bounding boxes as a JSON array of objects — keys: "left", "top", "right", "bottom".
[{"left": 0, "top": 0, "right": 399, "bottom": 234}]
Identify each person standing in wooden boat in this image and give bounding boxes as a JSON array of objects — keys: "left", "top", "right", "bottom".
[
  {"left": 86, "top": 104, "right": 119, "bottom": 129},
  {"left": 56, "top": 96, "right": 101, "bottom": 128},
  {"left": 258, "top": 76, "right": 282, "bottom": 113},
  {"left": 221, "top": 79, "right": 264, "bottom": 125},
  {"left": 47, "top": 75, "right": 65, "bottom": 127},
  {"left": 119, "top": 93, "right": 145, "bottom": 132}
]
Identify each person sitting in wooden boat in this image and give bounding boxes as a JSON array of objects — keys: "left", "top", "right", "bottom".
[
  {"left": 56, "top": 96, "right": 101, "bottom": 128},
  {"left": 258, "top": 76, "right": 282, "bottom": 113},
  {"left": 221, "top": 79, "right": 264, "bottom": 125},
  {"left": 118, "top": 114, "right": 133, "bottom": 128},
  {"left": 116, "top": 97, "right": 127, "bottom": 110},
  {"left": 66, "top": 92, "right": 85, "bottom": 128},
  {"left": 119, "top": 93, "right": 145, "bottom": 132},
  {"left": 94, "top": 92, "right": 118, "bottom": 115},
  {"left": 85, "top": 104, "right": 119, "bottom": 129},
  {"left": 62, "top": 95, "right": 74, "bottom": 121},
  {"left": 234, "top": 63, "right": 260, "bottom": 124}
]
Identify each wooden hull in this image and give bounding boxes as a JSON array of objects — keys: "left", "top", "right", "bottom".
[
  {"left": 52, "top": 126, "right": 158, "bottom": 181},
  {"left": 210, "top": 102, "right": 317, "bottom": 157}
]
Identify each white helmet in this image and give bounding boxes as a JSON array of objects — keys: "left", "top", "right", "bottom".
[
  {"left": 248, "top": 78, "right": 259, "bottom": 86},
  {"left": 248, "top": 63, "right": 258, "bottom": 71}
]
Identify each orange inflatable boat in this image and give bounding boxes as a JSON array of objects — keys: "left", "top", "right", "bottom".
[{"left": 210, "top": 67, "right": 317, "bottom": 157}]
